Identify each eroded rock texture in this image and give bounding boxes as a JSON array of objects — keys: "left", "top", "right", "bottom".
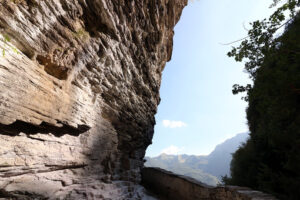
[{"left": 0, "top": 0, "right": 187, "bottom": 199}]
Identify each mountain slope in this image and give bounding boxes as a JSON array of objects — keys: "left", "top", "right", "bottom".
[
  {"left": 145, "top": 132, "right": 249, "bottom": 185},
  {"left": 145, "top": 154, "right": 219, "bottom": 186},
  {"left": 204, "top": 132, "right": 249, "bottom": 178}
]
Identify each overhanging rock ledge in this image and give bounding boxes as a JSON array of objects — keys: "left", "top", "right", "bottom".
[{"left": 0, "top": 0, "right": 187, "bottom": 199}]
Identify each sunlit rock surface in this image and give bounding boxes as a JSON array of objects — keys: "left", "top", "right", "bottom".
[{"left": 0, "top": 0, "right": 187, "bottom": 198}]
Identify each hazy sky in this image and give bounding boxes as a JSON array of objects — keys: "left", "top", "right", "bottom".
[{"left": 146, "top": 0, "right": 275, "bottom": 157}]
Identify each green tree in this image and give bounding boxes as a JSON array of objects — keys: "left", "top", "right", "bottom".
[
  {"left": 224, "top": 1, "right": 300, "bottom": 199},
  {"left": 228, "top": 0, "right": 299, "bottom": 100}
]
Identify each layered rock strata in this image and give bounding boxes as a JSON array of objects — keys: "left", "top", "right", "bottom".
[{"left": 0, "top": 0, "right": 187, "bottom": 199}]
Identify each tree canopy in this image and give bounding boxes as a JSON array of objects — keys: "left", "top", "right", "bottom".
[
  {"left": 223, "top": 1, "right": 300, "bottom": 199},
  {"left": 228, "top": 0, "right": 299, "bottom": 100}
]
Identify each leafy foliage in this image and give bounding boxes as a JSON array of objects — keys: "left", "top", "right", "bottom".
[
  {"left": 224, "top": 1, "right": 300, "bottom": 198},
  {"left": 228, "top": 0, "right": 299, "bottom": 100}
]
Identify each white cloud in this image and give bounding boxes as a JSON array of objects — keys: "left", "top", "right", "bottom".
[
  {"left": 160, "top": 145, "right": 184, "bottom": 155},
  {"left": 162, "top": 120, "right": 187, "bottom": 128}
]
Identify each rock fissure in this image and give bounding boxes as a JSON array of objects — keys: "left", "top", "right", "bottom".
[
  {"left": 0, "top": 120, "right": 90, "bottom": 137},
  {"left": 0, "top": 163, "right": 88, "bottom": 178}
]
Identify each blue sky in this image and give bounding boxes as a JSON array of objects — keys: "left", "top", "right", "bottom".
[{"left": 146, "top": 0, "right": 276, "bottom": 157}]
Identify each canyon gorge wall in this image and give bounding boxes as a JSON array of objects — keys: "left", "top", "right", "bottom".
[{"left": 0, "top": 0, "right": 187, "bottom": 199}]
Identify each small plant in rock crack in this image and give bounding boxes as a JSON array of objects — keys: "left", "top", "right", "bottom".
[
  {"left": 72, "top": 28, "right": 90, "bottom": 41},
  {"left": 1, "top": 34, "right": 19, "bottom": 57}
]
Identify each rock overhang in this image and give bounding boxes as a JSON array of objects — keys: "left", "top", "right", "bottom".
[{"left": 0, "top": 0, "right": 187, "bottom": 199}]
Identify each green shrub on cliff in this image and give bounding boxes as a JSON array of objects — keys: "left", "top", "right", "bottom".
[{"left": 223, "top": 1, "right": 300, "bottom": 199}]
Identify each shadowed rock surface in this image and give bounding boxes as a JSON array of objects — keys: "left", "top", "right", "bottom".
[{"left": 0, "top": 0, "right": 187, "bottom": 199}]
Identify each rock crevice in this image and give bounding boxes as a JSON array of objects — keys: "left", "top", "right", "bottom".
[{"left": 0, "top": 120, "right": 90, "bottom": 136}]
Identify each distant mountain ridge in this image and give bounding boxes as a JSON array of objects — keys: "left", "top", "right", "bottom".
[{"left": 145, "top": 132, "right": 249, "bottom": 186}]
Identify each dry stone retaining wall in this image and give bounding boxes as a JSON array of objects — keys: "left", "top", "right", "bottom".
[{"left": 142, "top": 167, "right": 277, "bottom": 200}]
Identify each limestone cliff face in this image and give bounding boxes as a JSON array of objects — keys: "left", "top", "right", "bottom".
[{"left": 0, "top": 0, "right": 187, "bottom": 199}]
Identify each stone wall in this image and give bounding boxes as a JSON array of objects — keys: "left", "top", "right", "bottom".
[
  {"left": 142, "top": 167, "right": 277, "bottom": 200},
  {"left": 0, "top": 0, "right": 187, "bottom": 199}
]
